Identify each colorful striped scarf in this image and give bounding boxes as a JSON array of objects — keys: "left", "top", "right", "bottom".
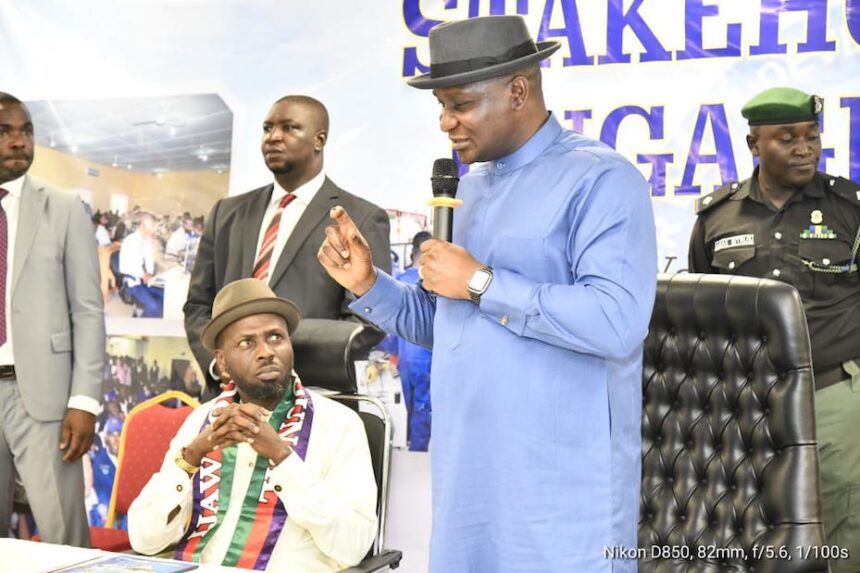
[{"left": 174, "top": 378, "right": 315, "bottom": 569}]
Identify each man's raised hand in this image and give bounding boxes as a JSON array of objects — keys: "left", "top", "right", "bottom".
[{"left": 318, "top": 206, "right": 378, "bottom": 296}]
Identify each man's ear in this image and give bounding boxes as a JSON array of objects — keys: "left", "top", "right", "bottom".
[
  {"left": 315, "top": 130, "right": 328, "bottom": 152},
  {"left": 214, "top": 350, "right": 227, "bottom": 377},
  {"left": 509, "top": 75, "right": 529, "bottom": 111},
  {"left": 746, "top": 133, "right": 758, "bottom": 156}
]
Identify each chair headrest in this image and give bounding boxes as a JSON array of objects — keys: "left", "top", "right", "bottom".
[{"left": 291, "top": 319, "right": 384, "bottom": 393}]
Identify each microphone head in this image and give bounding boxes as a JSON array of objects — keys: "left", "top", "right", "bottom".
[{"left": 431, "top": 158, "right": 459, "bottom": 198}]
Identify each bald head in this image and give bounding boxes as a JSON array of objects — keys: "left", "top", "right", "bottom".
[
  {"left": 0, "top": 92, "right": 24, "bottom": 107},
  {"left": 274, "top": 95, "right": 329, "bottom": 134}
]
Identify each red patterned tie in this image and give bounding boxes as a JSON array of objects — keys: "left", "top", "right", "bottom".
[
  {"left": 252, "top": 192, "right": 296, "bottom": 281},
  {"left": 0, "top": 188, "right": 8, "bottom": 346}
]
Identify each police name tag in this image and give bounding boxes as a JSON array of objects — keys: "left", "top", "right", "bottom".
[{"left": 714, "top": 234, "right": 755, "bottom": 253}]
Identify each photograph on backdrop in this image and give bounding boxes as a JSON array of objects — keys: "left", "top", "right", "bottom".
[
  {"left": 9, "top": 333, "right": 205, "bottom": 537},
  {"left": 25, "top": 94, "right": 232, "bottom": 321},
  {"left": 85, "top": 335, "right": 204, "bottom": 530}
]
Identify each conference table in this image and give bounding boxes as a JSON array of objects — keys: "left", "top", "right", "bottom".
[{"left": 0, "top": 538, "right": 238, "bottom": 572}]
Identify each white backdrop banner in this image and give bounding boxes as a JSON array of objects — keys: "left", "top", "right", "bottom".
[{"left": 1, "top": 0, "right": 858, "bottom": 267}]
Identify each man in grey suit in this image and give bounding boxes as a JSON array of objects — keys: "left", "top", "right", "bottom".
[
  {"left": 0, "top": 93, "right": 105, "bottom": 546},
  {"left": 184, "top": 95, "right": 390, "bottom": 392}
]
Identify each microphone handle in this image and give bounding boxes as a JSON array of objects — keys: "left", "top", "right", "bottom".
[{"left": 433, "top": 206, "right": 453, "bottom": 242}]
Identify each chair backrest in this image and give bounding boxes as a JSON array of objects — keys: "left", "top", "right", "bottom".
[
  {"left": 109, "top": 249, "right": 120, "bottom": 278},
  {"left": 639, "top": 274, "right": 826, "bottom": 572},
  {"left": 291, "top": 318, "right": 393, "bottom": 557},
  {"left": 290, "top": 318, "right": 384, "bottom": 393},
  {"left": 106, "top": 391, "right": 199, "bottom": 527}
]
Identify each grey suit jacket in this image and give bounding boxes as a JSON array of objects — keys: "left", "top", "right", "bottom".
[
  {"left": 11, "top": 177, "right": 105, "bottom": 422},
  {"left": 184, "top": 177, "right": 391, "bottom": 383}
]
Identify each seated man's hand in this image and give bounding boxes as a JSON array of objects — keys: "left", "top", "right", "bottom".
[
  {"left": 244, "top": 408, "right": 293, "bottom": 466},
  {"left": 183, "top": 404, "right": 267, "bottom": 465},
  {"left": 183, "top": 404, "right": 292, "bottom": 466}
]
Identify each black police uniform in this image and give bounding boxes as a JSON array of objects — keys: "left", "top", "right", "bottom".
[{"left": 688, "top": 168, "right": 860, "bottom": 388}]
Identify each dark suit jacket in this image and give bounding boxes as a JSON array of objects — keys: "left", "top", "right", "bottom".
[{"left": 184, "top": 177, "right": 390, "bottom": 385}]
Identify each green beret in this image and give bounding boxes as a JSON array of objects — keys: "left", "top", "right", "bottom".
[{"left": 741, "top": 87, "right": 823, "bottom": 126}]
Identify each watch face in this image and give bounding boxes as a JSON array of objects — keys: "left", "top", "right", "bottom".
[{"left": 468, "top": 269, "right": 492, "bottom": 292}]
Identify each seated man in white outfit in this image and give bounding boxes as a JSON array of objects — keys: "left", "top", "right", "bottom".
[
  {"left": 128, "top": 278, "right": 377, "bottom": 571},
  {"left": 118, "top": 211, "right": 164, "bottom": 317}
]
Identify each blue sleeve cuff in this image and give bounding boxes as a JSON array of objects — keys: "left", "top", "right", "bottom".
[
  {"left": 479, "top": 268, "right": 535, "bottom": 337},
  {"left": 348, "top": 269, "right": 402, "bottom": 324}
]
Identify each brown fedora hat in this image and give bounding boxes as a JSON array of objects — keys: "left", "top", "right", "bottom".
[
  {"left": 201, "top": 278, "right": 301, "bottom": 352},
  {"left": 407, "top": 15, "right": 560, "bottom": 89}
]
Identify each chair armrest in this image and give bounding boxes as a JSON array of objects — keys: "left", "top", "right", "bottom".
[{"left": 338, "top": 549, "right": 403, "bottom": 572}]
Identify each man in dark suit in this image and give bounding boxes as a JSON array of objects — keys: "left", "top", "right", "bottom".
[
  {"left": 184, "top": 95, "right": 390, "bottom": 391},
  {"left": 0, "top": 92, "right": 105, "bottom": 546}
]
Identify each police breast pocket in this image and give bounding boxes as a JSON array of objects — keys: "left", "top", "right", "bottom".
[
  {"left": 799, "top": 238, "right": 859, "bottom": 289},
  {"left": 711, "top": 245, "right": 755, "bottom": 274}
]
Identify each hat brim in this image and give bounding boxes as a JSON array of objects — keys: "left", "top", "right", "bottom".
[
  {"left": 201, "top": 297, "right": 301, "bottom": 353},
  {"left": 407, "top": 41, "right": 561, "bottom": 89}
]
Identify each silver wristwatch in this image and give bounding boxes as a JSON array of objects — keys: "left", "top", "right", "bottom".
[{"left": 467, "top": 266, "right": 493, "bottom": 304}]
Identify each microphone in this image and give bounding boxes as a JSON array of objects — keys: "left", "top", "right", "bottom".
[{"left": 428, "top": 158, "right": 463, "bottom": 242}]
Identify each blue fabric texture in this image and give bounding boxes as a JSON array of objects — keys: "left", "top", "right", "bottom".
[{"left": 127, "top": 284, "right": 164, "bottom": 318}]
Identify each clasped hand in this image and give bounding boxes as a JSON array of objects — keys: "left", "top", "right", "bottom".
[{"left": 184, "top": 403, "right": 291, "bottom": 467}]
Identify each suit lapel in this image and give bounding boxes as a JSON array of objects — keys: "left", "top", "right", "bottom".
[
  {"left": 240, "top": 184, "right": 275, "bottom": 277},
  {"left": 268, "top": 177, "right": 338, "bottom": 287},
  {"left": 12, "top": 177, "right": 47, "bottom": 295}
]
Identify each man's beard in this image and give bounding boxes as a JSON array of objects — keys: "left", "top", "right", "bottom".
[
  {"left": 234, "top": 371, "right": 293, "bottom": 405},
  {"left": 266, "top": 161, "right": 294, "bottom": 175},
  {"left": 0, "top": 158, "right": 33, "bottom": 182}
]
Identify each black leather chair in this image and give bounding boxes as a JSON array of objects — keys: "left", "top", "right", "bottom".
[
  {"left": 291, "top": 319, "right": 402, "bottom": 572},
  {"left": 639, "top": 274, "right": 826, "bottom": 572}
]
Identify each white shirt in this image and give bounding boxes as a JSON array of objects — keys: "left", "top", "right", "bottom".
[
  {"left": 0, "top": 176, "right": 23, "bottom": 368},
  {"left": 128, "top": 390, "right": 378, "bottom": 572},
  {"left": 254, "top": 171, "right": 325, "bottom": 285},
  {"left": 0, "top": 176, "right": 99, "bottom": 415},
  {"left": 119, "top": 230, "right": 155, "bottom": 287},
  {"left": 165, "top": 227, "right": 188, "bottom": 257},
  {"left": 94, "top": 225, "right": 111, "bottom": 247}
]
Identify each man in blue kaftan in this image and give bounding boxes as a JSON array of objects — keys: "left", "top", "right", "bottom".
[{"left": 318, "top": 15, "right": 657, "bottom": 573}]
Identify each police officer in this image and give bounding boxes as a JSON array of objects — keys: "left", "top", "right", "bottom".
[{"left": 689, "top": 87, "right": 860, "bottom": 572}]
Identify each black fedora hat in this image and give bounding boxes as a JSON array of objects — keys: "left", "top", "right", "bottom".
[{"left": 407, "top": 15, "right": 560, "bottom": 90}]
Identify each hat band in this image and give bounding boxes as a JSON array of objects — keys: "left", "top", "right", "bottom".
[
  {"left": 748, "top": 115, "right": 818, "bottom": 126},
  {"left": 430, "top": 40, "right": 537, "bottom": 78}
]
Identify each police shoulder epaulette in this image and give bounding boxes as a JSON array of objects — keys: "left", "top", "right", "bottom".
[
  {"left": 826, "top": 175, "right": 860, "bottom": 206},
  {"left": 695, "top": 181, "right": 740, "bottom": 214}
]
